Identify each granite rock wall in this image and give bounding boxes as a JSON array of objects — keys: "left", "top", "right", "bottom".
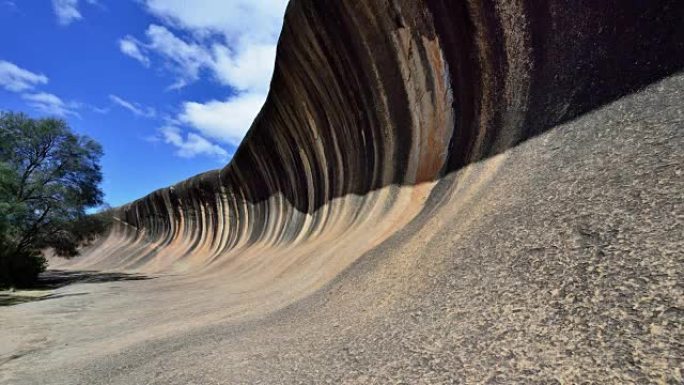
[{"left": 68, "top": 0, "right": 683, "bottom": 273}]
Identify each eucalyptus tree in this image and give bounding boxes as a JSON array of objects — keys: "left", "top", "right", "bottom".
[{"left": 0, "top": 112, "right": 109, "bottom": 287}]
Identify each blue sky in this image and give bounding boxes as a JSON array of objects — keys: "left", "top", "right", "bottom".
[{"left": 0, "top": 0, "right": 288, "bottom": 207}]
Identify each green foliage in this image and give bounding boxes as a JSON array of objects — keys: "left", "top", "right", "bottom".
[
  {"left": 0, "top": 112, "right": 110, "bottom": 288},
  {"left": 0, "top": 249, "right": 46, "bottom": 289}
]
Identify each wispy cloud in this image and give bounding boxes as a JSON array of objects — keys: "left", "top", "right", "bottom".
[
  {"left": 88, "top": 105, "right": 109, "bottom": 114},
  {"left": 0, "top": 60, "right": 80, "bottom": 117},
  {"left": 21, "top": 92, "right": 79, "bottom": 117},
  {"left": 52, "top": 0, "right": 81, "bottom": 25},
  {"left": 51, "top": 0, "right": 100, "bottom": 26},
  {"left": 117, "top": 0, "right": 287, "bottom": 160},
  {"left": 144, "top": 25, "right": 213, "bottom": 89},
  {"left": 160, "top": 126, "right": 228, "bottom": 160},
  {"left": 120, "top": 20, "right": 279, "bottom": 93},
  {"left": 118, "top": 37, "right": 150, "bottom": 67},
  {"left": 119, "top": 0, "right": 287, "bottom": 151},
  {"left": 2, "top": 1, "right": 18, "bottom": 11},
  {"left": 142, "top": 0, "right": 285, "bottom": 93},
  {"left": 109, "top": 94, "right": 156, "bottom": 118},
  {"left": 0, "top": 60, "right": 48, "bottom": 92},
  {"left": 142, "top": 0, "right": 287, "bottom": 44}
]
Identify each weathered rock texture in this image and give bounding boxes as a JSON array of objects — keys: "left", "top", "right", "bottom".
[
  {"left": 4, "top": 0, "right": 683, "bottom": 384},
  {"left": 65, "top": 0, "right": 682, "bottom": 273}
]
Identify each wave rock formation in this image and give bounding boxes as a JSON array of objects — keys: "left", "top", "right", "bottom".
[
  {"left": 7, "top": 0, "right": 682, "bottom": 384},
  {"left": 68, "top": 0, "right": 681, "bottom": 273}
]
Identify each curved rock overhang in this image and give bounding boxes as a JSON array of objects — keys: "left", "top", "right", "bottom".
[{"left": 63, "top": 0, "right": 684, "bottom": 275}]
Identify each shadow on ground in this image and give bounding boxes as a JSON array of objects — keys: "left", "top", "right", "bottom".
[
  {"left": 0, "top": 270, "right": 154, "bottom": 306},
  {"left": 36, "top": 269, "right": 154, "bottom": 290}
]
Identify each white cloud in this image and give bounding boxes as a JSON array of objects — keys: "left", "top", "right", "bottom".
[
  {"left": 0, "top": 60, "right": 48, "bottom": 92},
  {"left": 52, "top": 0, "right": 81, "bottom": 25},
  {"left": 179, "top": 91, "right": 265, "bottom": 145},
  {"left": 119, "top": 37, "right": 150, "bottom": 67},
  {"left": 142, "top": 0, "right": 288, "bottom": 42},
  {"left": 211, "top": 43, "right": 275, "bottom": 92},
  {"left": 0, "top": 61, "right": 79, "bottom": 117},
  {"left": 145, "top": 24, "right": 213, "bottom": 89},
  {"left": 51, "top": 0, "right": 100, "bottom": 25},
  {"left": 109, "top": 94, "right": 156, "bottom": 118},
  {"left": 160, "top": 126, "right": 228, "bottom": 159},
  {"left": 126, "top": 2, "right": 286, "bottom": 91},
  {"left": 121, "top": 0, "right": 287, "bottom": 149},
  {"left": 21, "top": 92, "right": 79, "bottom": 117}
]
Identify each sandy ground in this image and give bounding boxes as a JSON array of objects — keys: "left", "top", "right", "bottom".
[{"left": 0, "top": 73, "right": 682, "bottom": 384}]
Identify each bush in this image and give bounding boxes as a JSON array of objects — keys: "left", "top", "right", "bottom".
[{"left": 0, "top": 248, "right": 46, "bottom": 288}]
